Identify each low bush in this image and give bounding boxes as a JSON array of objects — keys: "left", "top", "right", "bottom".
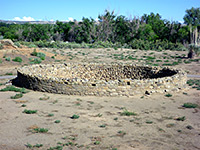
[
  {"left": 36, "top": 52, "right": 45, "bottom": 60},
  {"left": 33, "top": 128, "right": 48, "bottom": 133},
  {"left": 14, "top": 42, "right": 21, "bottom": 48},
  {"left": 12, "top": 57, "right": 22, "bottom": 62},
  {"left": 23, "top": 109, "right": 37, "bottom": 114},
  {"left": 0, "top": 85, "right": 28, "bottom": 93},
  {"left": 31, "top": 49, "right": 37, "bottom": 56},
  {"left": 120, "top": 109, "right": 137, "bottom": 116},
  {"left": 11, "top": 93, "right": 23, "bottom": 99},
  {"left": 70, "top": 114, "right": 80, "bottom": 119},
  {"left": 5, "top": 57, "right": 11, "bottom": 61},
  {"left": 183, "top": 103, "right": 198, "bottom": 108},
  {"left": 29, "top": 58, "right": 42, "bottom": 64},
  {"left": 0, "top": 43, "right": 3, "bottom": 49},
  {"left": 128, "top": 39, "right": 186, "bottom": 51}
]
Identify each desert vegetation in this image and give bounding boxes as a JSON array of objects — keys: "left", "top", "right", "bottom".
[{"left": 0, "top": 7, "right": 200, "bottom": 54}]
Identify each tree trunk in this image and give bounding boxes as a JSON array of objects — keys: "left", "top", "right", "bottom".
[{"left": 188, "top": 49, "right": 195, "bottom": 59}]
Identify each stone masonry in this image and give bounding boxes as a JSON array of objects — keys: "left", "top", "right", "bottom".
[{"left": 13, "top": 63, "right": 188, "bottom": 96}]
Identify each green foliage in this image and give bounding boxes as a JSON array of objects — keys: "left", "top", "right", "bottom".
[
  {"left": 120, "top": 109, "right": 137, "bottom": 116},
  {"left": 146, "top": 120, "right": 153, "bottom": 124},
  {"left": 6, "top": 72, "right": 13, "bottom": 75},
  {"left": 176, "top": 116, "right": 186, "bottom": 121},
  {"left": 165, "top": 93, "right": 172, "bottom": 97},
  {"left": 29, "top": 58, "right": 42, "bottom": 64},
  {"left": 70, "top": 114, "right": 80, "bottom": 119},
  {"left": 99, "top": 124, "right": 106, "bottom": 128},
  {"left": 14, "top": 42, "right": 21, "bottom": 48},
  {"left": 187, "top": 79, "right": 200, "bottom": 90},
  {"left": 48, "top": 113, "right": 54, "bottom": 117},
  {"left": 36, "top": 52, "right": 46, "bottom": 60},
  {"left": 0, "top": 8, "right": 196, "bottom": 50},
  {"left": 33, "top": 128, "right": 48, "bottom": 133},
  {"left": 0, "top": 58, "right": 2, "bottom": 63},
  {"left": 0, "top": 43, "right": 3, "bottom": 49},
  {"left": 30, "top": 49, "right": 45, "bottom": 60},
  {"left": 0, "top": 85, "right": 28, "bottom": 93},
  {"left": 183, "top": 7, "right": 200, "bottom": 26},
  {"left": 12, "top": 57, "right": 22, "bottom": 62},
  {"left": 26, "top": 143, "right": 43, "bottom": 148},
  {"left": 31, "top": 49, "right": 37, "bottom": 56},
  {"left": 183, "top": 103, "right": 198, "bottom": 108},
  {"left": 54, "top": 120, "right": 61, "bottom": 123},
  {"left": 94, "top": 141, "right": 100, "bottom": 145},
  {"left": 21, "top": 104, "right": 26, "bottom": 107},
  {"left": 129, "top": 39, "right": 186, "bottom": 51},
  {"left": 5, "top": 57, "right": 11, "bottom": 61},
  {"left": 23, "top": 109, "right": 37, "bottom": 114},
  {"left": 10, "top": 93, "right": 23, "bottom": 99}
]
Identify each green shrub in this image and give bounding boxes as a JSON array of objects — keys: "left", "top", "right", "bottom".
[
  {"left": 5, "top": 57, "right": 11, "bottom": 61},
  {"left": 183, "top": 103, "right": 198, "bottom": 108},
  {"left": 120, "top": 109, "right": 137, "bottom": 116},
  {"left": 5, "top": 72, "right": 13, "bottom": 75},
  {"left": 0, "top": 43, "right": 3, "bottom": 49},
  {"left": 146, "top": 120, "right": 153, "bottom": 124},
  {"left": 165, "top": 93, "right": 172, "bottom": 97},
  {"left": 33, "top": 128, "right": 48, "bottom": 133},
  {"left": 187, "top": 79, "right": 200, "bottom": 90},
  {"left": 21, "top": 104, "right": 26, "bottom": 107},
  {"left": 14, "top": 42, "right": 21, "bottom": 48},
  {"left": 54, "top": 120, "right": 61, "bottom": 123},
  {"left": 70, "top": 114, "right": 80, "bottom": 119},
  {"left": 29, "top": 58, "right": 42, "bottom": 64},
  {"left": 176, "top": 116, "right": 186, "bottom": 121},
  {"left": 94, "top": 141, "right": 100, "bottom": 145},
  {"left": 31, "top": 49, "right": 37, "bottom": 56},
  {"left": 0, "top": 58, "right": 2, "bottom": 63},
  {"left": 128, "top": 39, "right": 185, "bottom": 51},
  {"left": 10, "top": 93, "right": 23, "bottom": 99},
  {"left": 23, "top": 109, "right": 37, "bottom": 114},
  {"left": 0, "top": 86, "right": 28, "bottom": 93},
  {"left": 12, "top": 57, "right": 22, "bottom": 62},
  {"left": 28, "top": 44, "right": 37, "bottom": 48},
  {"left": 36, "top": 52, "right": 45, "bottom": 60},
  {"left": 47, "top": 113, "right": 54, "bottom": 117}
]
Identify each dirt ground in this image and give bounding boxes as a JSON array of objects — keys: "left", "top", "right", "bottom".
[{"left": 0, "top": 44, "right": 200, "bottom": 150}]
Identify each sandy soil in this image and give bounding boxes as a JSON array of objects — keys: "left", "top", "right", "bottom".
[
  {"left": 0, "top": 83, "right": 200, "bottom": 150},
  {"left": 0, "top": 45, "right": 200, "bottom": 150}
]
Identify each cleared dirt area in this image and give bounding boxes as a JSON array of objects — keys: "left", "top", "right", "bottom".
[{"left": 0, "top": 44, "right": 200, "bottom": 150}]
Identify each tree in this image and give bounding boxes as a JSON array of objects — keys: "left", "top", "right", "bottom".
[
  {"left": 184, "top": 7, "right": 200, "bottom": 26},
  {"left": 141, "top": 13, "right": 165, "bottom": 40},
  {"left": 136, "top": 24, "right": 157, "bottom": 41},
  {"left": 54, "top": 21, "right": 71, "bottom": 41},
  {"left": 114, "top": 15, "right": 130, "bottom": 43},
  {"left": 96, "top": 10, "right": 116, "bottom": 42},
  {"left": 184, "top": 7, "right": 200, "bottom": 45}
]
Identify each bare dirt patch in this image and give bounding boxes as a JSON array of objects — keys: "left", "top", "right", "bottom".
[
  {"left": 0, "top": 45, "right": 200, "bottom": 150},
  {"left": 0, "top": 85, "right": 200, "bottom": 150}
]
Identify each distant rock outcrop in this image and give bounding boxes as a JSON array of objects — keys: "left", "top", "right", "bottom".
[{"left": 0, "top": 39, "right": 18, "bottom": 49}]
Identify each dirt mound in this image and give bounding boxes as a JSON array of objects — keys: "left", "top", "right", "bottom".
[{"left": 0, "top": 39, "right": 18, "bottom": 49}]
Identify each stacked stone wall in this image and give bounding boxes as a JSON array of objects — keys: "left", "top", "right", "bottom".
[{"left": 14, "top": 63, "right": 188, "bottom": 96}]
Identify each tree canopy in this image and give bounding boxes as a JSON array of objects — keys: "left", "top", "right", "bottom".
[{"left": 0, "top": 7, "right": 199, "bottom": 50}]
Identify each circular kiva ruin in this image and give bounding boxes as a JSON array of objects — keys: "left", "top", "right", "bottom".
[{"left": 13, "top": 63, "right": 187, "bottom": 96}]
